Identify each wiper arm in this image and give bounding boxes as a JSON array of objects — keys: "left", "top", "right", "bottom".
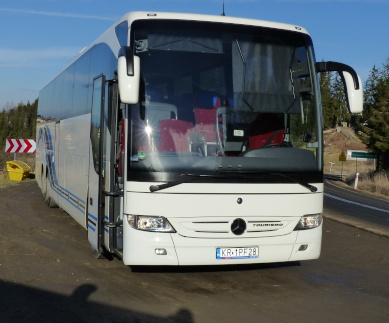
[
  {"left": 150, "top": 181, "right": 183, "bottom": 192},
  {"left": 270, "top": 173, "right": 318, "bottom": 193},
  {"left": 149, "top": 174, "right": 229, "bottom": 192}
]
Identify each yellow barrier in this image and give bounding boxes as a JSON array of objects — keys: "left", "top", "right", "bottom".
[{"left": 6, "top": 160, "right": 31, "bottom": 181}]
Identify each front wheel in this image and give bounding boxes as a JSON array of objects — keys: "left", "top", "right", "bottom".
[{"left": 91, "top": 247, "right": 105, "bottom": 259}]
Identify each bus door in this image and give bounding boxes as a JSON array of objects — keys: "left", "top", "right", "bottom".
[{"left": 88, "top": 74, "right": 123, "bottom": 258}]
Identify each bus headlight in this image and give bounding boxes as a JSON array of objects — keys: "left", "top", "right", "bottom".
[
  {"left": 294, "top": 214, "right": 323, "bottom": 230},
  {"left": 127, "top": 215, "right": 176, "bottom": 233}
]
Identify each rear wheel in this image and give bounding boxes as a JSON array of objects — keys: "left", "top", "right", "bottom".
[
  {"left": 45, "top": 189, "right": 58, "bottom": 208},
  {"left": 43, "top": 167, "right": 58, "bottom": 208},
  {"left": 40, "top": 165, "right": 47, "bottom": 198}
]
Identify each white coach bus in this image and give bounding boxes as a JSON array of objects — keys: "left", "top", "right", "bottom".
[{"left": 36, "top": 11, "right": 363, "bottom": 266}]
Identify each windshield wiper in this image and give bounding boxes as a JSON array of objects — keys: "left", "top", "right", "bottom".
[
  {"left": 150, "top": 172, "right": 318, "bottom": 193},
  {"left": 149, "top": 174, "right": 229, "bottom": 192},
  {"left": 270, "top": 173, "right": 318, "bottom": 193},
  {"left": 150, "top": 181, "right": 182, "bottom": 192}
]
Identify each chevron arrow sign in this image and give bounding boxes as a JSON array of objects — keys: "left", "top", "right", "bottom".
[{"left": 5, "top": 139, "right": 36, "bottom": 153}]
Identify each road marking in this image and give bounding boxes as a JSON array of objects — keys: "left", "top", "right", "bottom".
[
  {"left": 325, "top": 179, "right": 389, "bottom": 203},
  {"left": 324, "top": 193, "right": 389, "bottom": 214}
]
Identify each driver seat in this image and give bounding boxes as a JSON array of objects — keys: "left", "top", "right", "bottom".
[{"left": 248, "top": 113, "right": 285, "bottom": 149}]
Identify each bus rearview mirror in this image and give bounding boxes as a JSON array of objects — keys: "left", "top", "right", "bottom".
[
  {"left": 118, "top": 54, "right": 140, "bottom": 104},
  {"left": 341, "top": 71, "right": 363, "bottom": 114},
  {"left": 316, "top": 61, "right": 363, "bottom": 114}
]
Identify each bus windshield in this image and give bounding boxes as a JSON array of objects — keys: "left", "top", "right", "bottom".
[{"left": 128, "top": 20, "right": 321, "bottom": 179}]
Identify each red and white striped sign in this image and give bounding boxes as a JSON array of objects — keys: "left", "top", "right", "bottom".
[{"left": 5, "top": 139, "right": 36, "bottom": 153}]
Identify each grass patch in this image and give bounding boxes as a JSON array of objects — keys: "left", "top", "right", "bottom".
[
  {"left": 346, "top": 170, "right": 389, "bottom": 197},
  {"left": 0, "top": 172, "right": 36, "bottom": 188},
  {"left": 0, "top": 172, "right": 19, "bottom": 188}
]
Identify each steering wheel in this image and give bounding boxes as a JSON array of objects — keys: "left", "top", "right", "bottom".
[{"left": 262, "top": 141, "right": 292, "bottom": 148}]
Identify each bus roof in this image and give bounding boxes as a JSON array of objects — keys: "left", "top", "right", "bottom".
[{"left": 120, "top": 11, "right": 309, "bottom": 35}]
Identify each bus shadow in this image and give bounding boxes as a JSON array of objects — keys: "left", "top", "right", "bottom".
[
  {"left": 0, "top": 282, "right": 193, "bottom": 323},
  {"left": 130, "top": 261, "right": 301, "bottom": 274}
]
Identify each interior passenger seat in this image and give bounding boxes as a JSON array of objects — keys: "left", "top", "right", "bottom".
[{"left": 158, "top": 119, "right": 194, "bottom": 152}]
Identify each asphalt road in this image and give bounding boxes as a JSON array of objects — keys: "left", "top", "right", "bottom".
[
  {"left": 0, "top": 181, "right": 388, "bottom": 323},
  {"left": 324, "top": 178, "right": 389, "bottom": 237}
]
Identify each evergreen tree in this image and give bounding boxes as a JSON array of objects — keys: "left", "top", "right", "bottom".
[
  {"left": 0, "top": 109, "right": 8, "bottom": 145},
  {"left": 27, "top": 99, "right": 38, "bottom": 139},
  {"left": 10, "top": 102, "right": 23, "bottom": 138},
  {"left": 319, "top": 70, "right": 350, "bottom": 128},
  {"left": 332, "top": 73, "right": 351, "bottom": 126},
  {"left": 359, "top": 57, "right": 389, "bottom": 169},
  {"left": 320, "top": 71, "right": 336, "bottom": 129},
  {"left": 3, "top": 100, "right": 38, "bottom": 140},
  {"left": 0, "top": 100, "right": 38, "bottom": 145},
  {"left": 360, "top": 66, "right": 378, "bottom": 123}
]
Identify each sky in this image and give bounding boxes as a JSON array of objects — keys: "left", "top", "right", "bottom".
[{"left": 0, "top": 0, "right": 388, "bottom": 109}]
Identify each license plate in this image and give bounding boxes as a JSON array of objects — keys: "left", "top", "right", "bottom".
[{"left": 216, "top": 247, "right": 259, "bottom": 259}]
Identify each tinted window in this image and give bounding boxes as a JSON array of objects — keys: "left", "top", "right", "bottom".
[{"left": 115, "top": 21, "right": 128, "bottom": 47}]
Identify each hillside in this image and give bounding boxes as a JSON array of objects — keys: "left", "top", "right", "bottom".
[{"left": 323, "top": 127, "right": 373, "bottom": 175}]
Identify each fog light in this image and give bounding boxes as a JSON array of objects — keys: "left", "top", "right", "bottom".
[
  {"left": 299, "top": 244, "right": 308, "bottom": 251},
  {"left": 155, "top": 248, "right": 167, "bottom": 255}
]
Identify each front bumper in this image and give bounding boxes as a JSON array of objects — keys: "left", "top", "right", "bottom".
[{"left": 122, "top": 224, "right": 322, "bottom": 266}]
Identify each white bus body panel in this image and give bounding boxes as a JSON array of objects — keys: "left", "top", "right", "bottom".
[
  {"left": 122, "top": 183, "right": 323, "bottom": 265},
  {"left": 57, "top": 115, "right": 90, "bottom": 227},
  {"left": 36, "top": 115, "right": 90, "bottom": 228}
]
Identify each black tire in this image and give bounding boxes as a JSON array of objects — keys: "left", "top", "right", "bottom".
[
  {"left": 91, "top": 247, "right": 106, "bottom": 259},
  {"left": 44, "top": 169, "right": 58, "bottom": 208}
]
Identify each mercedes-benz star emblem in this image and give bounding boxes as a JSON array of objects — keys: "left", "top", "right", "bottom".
[{"left": 231, "top": 218, "right": 246, "bottom": 235}]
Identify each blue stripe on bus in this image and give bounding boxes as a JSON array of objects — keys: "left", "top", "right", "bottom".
[
  {"left": 43, "top": 125, "right": 86, "bottom": 211},
  {"left": 88, "top": 213, "right": 98, "bottom": 222}
]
